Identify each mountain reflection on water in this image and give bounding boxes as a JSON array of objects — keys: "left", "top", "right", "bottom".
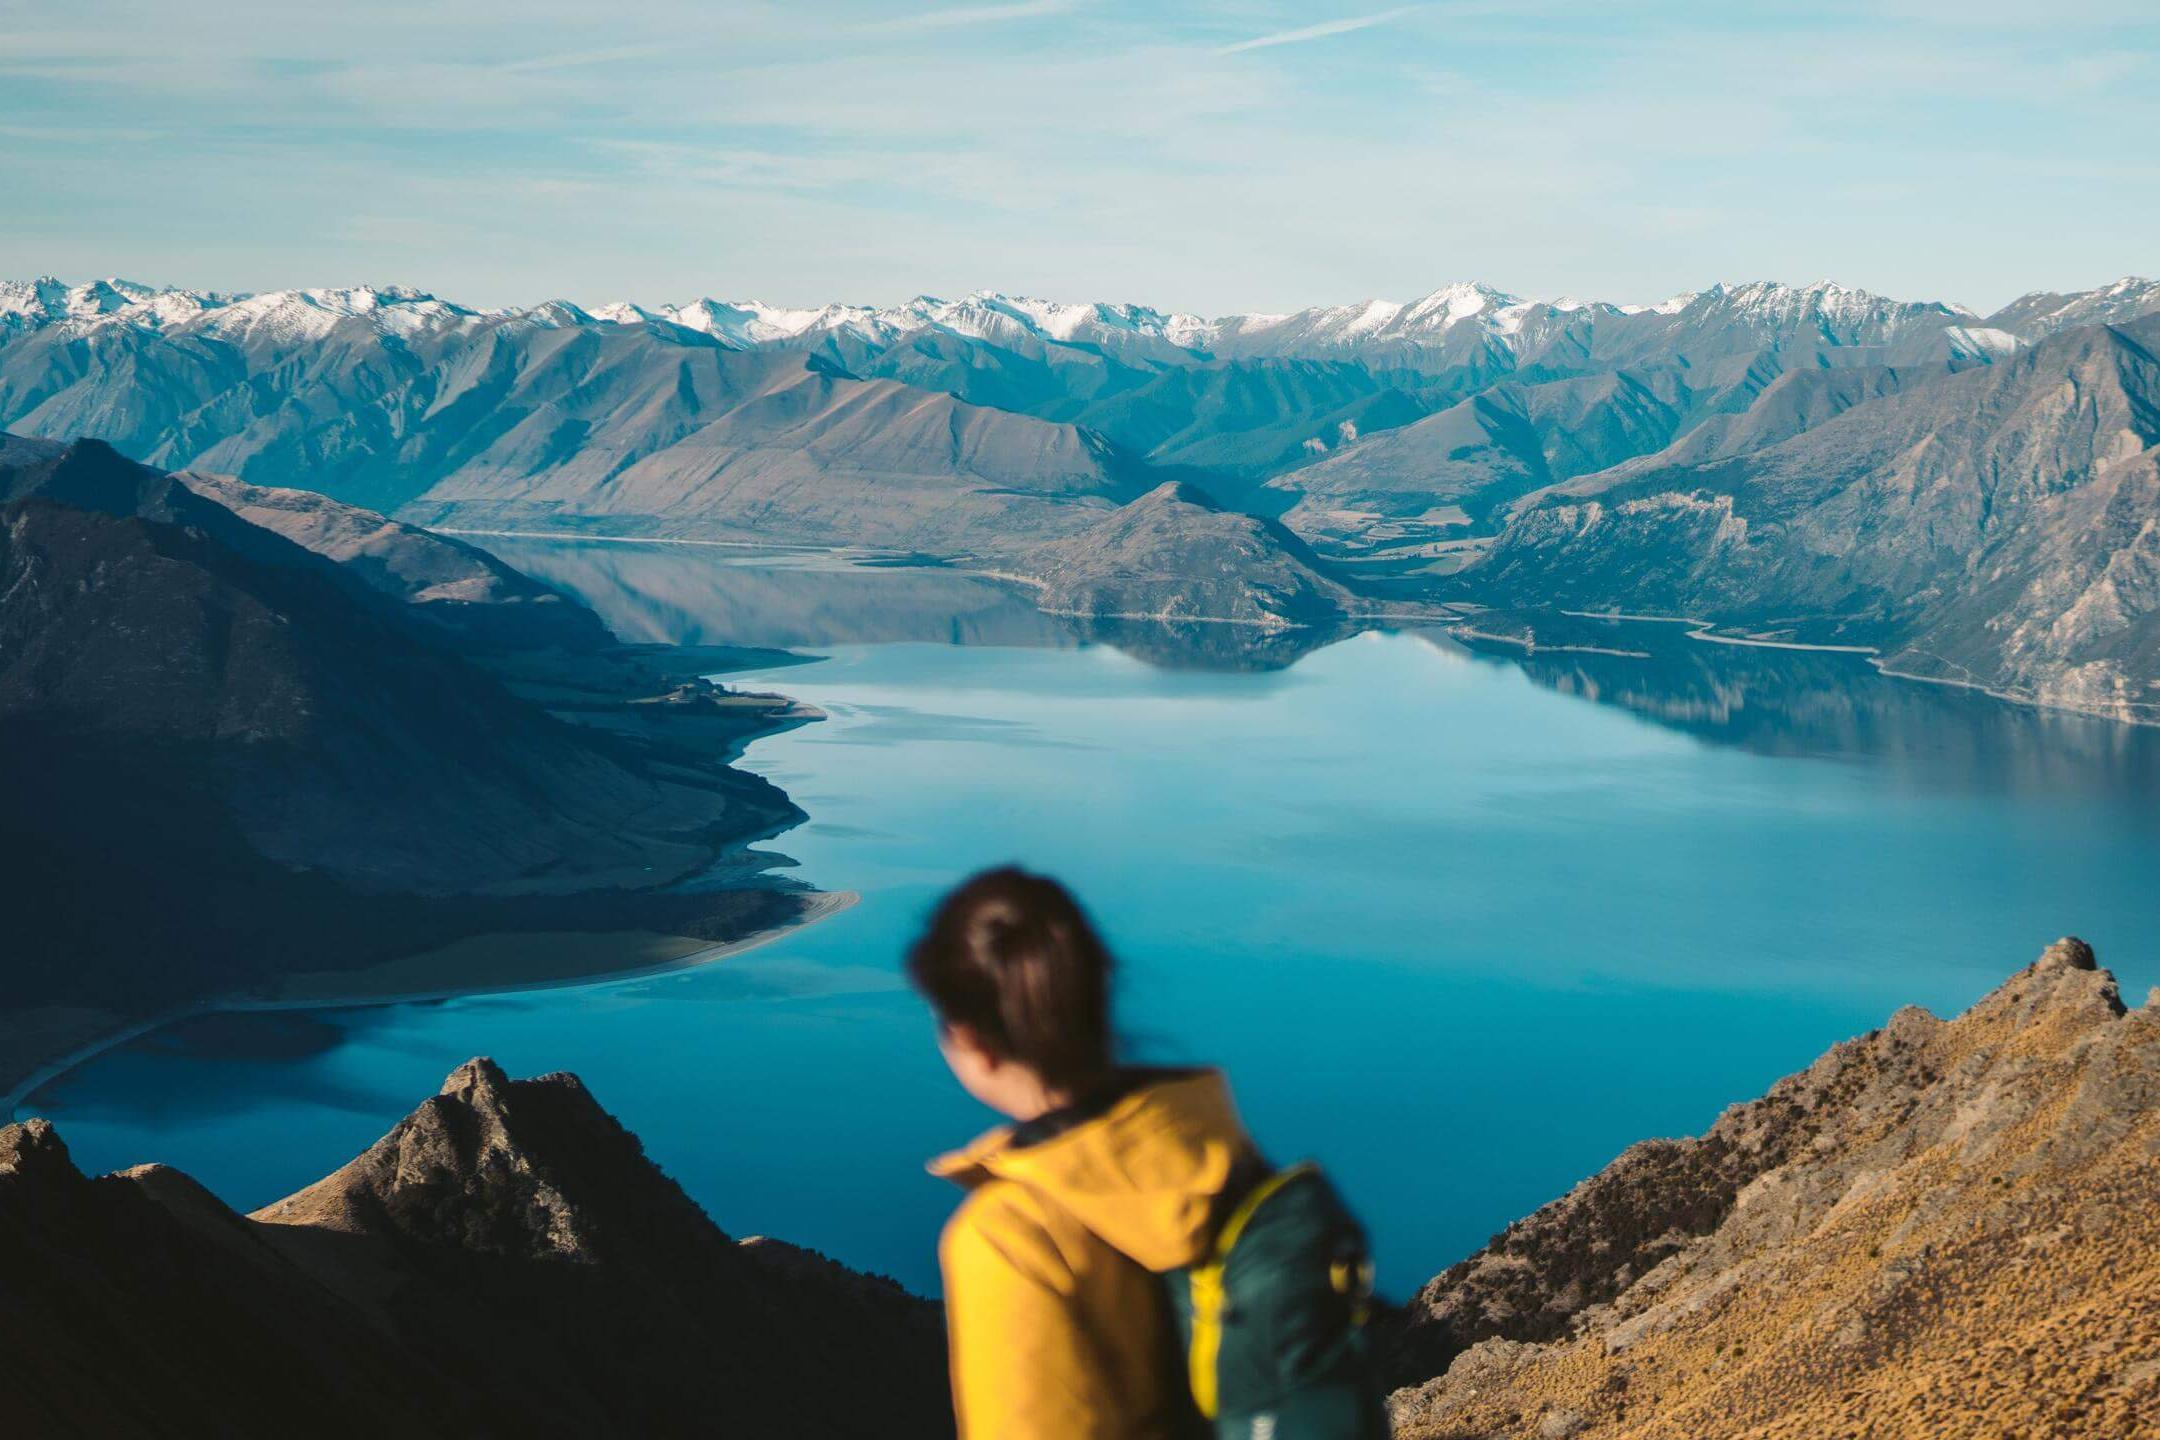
[
  {"left": 477, "top": 536, "right": 1071, "bottom": 651},
  {"left": 479, "top": 537, "right": 2160, "bottom": 798},
  {"left": 1444, "top": 618, "right": 2160, "bottom": 811},
  {"left": 476, "top": 535, "right": 1354, "bottom": 672}
]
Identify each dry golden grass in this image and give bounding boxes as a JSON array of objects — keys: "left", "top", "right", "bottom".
[{"left": 1391, "top": 940, "right": 2160, "bottom": 1440}]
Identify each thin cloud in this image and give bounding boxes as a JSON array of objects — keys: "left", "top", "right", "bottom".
[
  {"left": 499, "top": 43, "right": 677, "bottom": 74},
  {"left": 859, "top": 0, "right": 1077, "bottom": 33},
  {"left": 1214, "top": 7, "right": 1417, "bottom": 56}
]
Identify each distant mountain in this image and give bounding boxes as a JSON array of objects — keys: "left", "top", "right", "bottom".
[
  {"left": 0, "top": 274, "right": 2058, "bottom": 548},
  {"left": 1264, "top": 349, "right": 1986, "bottom": 557},
  {"left": 1266, "top": 377, "right": 1662, "bottom": 547},
  {"left": 1984, "top": 275, "right": 2160, "bottom": 340},
  {"left": 1464, "top": 313, "right": 2160, "bottom": 723},
  {"left": 391, "top": 350, "right": 1143, "bottom": 553},
  {"left": 582, "top": 278, "right": 2002, "bottom": 369},
  {"left": 0, "top": 284, "right": 1144, "bottom": 546},
  {"left": 11, "top": 271, "right": 2160, "bottom": 720},
  {"left": 1, "top": 1058, "right": 949, "bottom": 1438},
  {"left": 594, "top": 291, "right": 1213, "bottom": 363},
  {"left": 1016, "top": 480, "right": 1360, "bottom": 629},
  {"left": 1384, "top": 938, "right": 2160, "bottom": 1439},
  {"left": 638, "top": 280, "right": 2015, "bottom": 495}
]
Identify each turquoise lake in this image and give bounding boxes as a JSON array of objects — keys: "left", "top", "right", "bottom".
[{"left": 26, "top": 543, "right": 2160, "bottom": 1298}]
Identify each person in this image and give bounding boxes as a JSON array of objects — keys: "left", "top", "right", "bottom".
[{"left": 911, "top": 866, "right": 1384, "bottom": 1440}]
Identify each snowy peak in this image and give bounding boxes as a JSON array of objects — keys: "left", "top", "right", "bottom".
[
  {"left": 200, "top": 285, "right": 479, "bottom": 342},
  {"left": 15, "top": 272, "right": 2153, "bottom": 363},
  {"left": 1211, "top": 281, "right": 1566, "bottom": 354},
  {"left": 1985, "top": 276, "right": 2160, "bottom": 341},
  {"left": 0, "top": 276, "right": 227, "bottom": 332},
  {"left": 1398, "top": 281, "right": 1517, "bottom": 328},
  {"left": 0, "top": 278, "right": 480, "bottom": 342},
  {"left": 1676, "top": 278, "right": 1975, "bottom": 342},
  {"left": 927, "top": 291, "right": 1209, "bottom": 350},
  {"left": 605, "top": 298, "right": 886, "bottom": 348},
  {"left": 597, "top": 289, "right": 1213, "bottom": 355}
]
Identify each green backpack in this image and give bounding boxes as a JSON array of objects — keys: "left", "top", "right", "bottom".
[{"left": 1164, "top": 1162, "right": 1389, "bottom": 1439}]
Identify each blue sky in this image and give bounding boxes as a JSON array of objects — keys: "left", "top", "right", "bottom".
[{"left": 2, "top": 0, "right": 2155, "bottom": 313}]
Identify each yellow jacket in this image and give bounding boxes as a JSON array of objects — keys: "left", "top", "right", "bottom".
[{"left": 929, "top": 1069, "right": 1255, "bottom": 1440}]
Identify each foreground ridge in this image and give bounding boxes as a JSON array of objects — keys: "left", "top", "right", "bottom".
[
  {"left": 0, "top": 1060, "right": 951, "bottom": 1439},
  {"left": 1385, "top": 938, "right": 2160, "bottom": 1439}
]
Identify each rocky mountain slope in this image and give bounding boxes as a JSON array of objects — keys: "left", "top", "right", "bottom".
[
  {"left": 1015, "top": 479, "right": 1361, "bottom": 629},
  {"left": 0, "top": 1058, "right": 949, "bottom": 1438},
  {"left": 0, "top": 435, "right": 818, "bottom": 1095},
  {"left": 0, "top": 435, "right": 796, "bottom": 897},
  {"left": 178, "top": 468, "right": 615, "bottom": 653},
  {"left": 1266, "top": 352, "right": 1973, "bottom": 558},
  {"left": 1384, "top": 938, "right": 2160, "bottom": 1440},
  {"left": 1464, "top": 313, "right": 2160, "bottom": 723},
  {"left": 0, "top": 291, "right": 1142, "bottom": 548}
]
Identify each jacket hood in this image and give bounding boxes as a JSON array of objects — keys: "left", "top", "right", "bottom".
[{"left": 929, "top": 1068, "right": 1251, "bottom": 1272}]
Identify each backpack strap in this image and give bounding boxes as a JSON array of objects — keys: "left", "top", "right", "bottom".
[{"left": 1186, "top": 1161, "right": 1317, "bottom": 1419}]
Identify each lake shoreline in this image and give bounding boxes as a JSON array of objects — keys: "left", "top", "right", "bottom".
[
  {"left": 1532, "top": 607, "right": 2160, "bottom": 728},
  {"left": 4, "top": 890, "right": 858, "bottom": 1116}
]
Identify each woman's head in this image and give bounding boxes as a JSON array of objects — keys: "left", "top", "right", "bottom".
[{"left": 907, "top": 866, "right": 1115, "bottom": 1118}]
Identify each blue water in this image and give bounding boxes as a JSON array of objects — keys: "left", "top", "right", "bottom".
[{"left": 26, "top": 598, "right": 2160, "bottom": 1298}]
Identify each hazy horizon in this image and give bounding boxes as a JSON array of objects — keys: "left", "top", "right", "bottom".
[{"left": 5, "top": 1, "right": 2158, "bottom": 317}]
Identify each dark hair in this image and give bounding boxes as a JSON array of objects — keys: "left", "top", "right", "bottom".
[{"left": 906, "top": 866, "right": 1115, "bottom": 1092}]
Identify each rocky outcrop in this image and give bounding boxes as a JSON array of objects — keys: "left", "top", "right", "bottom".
[
  {"left": 0, "top": 1060, "right": 950, "bottom": 1438},
  {"left": 1016, "top": 480, "right": 1361, "bottom": 630},
  {"left": 1386, "top": 939, "right": 2160, "bottom": 1440}
]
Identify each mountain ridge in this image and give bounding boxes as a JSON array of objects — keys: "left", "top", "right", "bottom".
[
  {"left": 22, "top": 273, "right": 2145, "bottom": 353},
  {"left": 1383, "top": 937, "right": 2160, "bottom": 1439},
  {"left": 1, "top": 1058, "right": 951, "bottom": 1438}
]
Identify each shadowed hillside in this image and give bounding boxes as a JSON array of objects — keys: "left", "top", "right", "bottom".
[
  {"left": 0, "top": 1059, "right": 950, "bottom": 1438},
  {"left": 0, "top": 435, "right": 820, "bottom": 1098}
]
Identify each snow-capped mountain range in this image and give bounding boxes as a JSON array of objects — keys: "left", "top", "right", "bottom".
[
  {"left": 6, "top": 267, "right": 2160, "bottom": 725},
  {"left": 8, "top": 273, "right": 2134, "bottom": 358}
]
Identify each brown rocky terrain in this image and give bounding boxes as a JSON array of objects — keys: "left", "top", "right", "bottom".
[
  {"left": 0, "top": 1058, "right": 950, "bottom": 1438},
  {"left": 1384, "top": 938, "right": 2160, "bottom": 1439}
]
